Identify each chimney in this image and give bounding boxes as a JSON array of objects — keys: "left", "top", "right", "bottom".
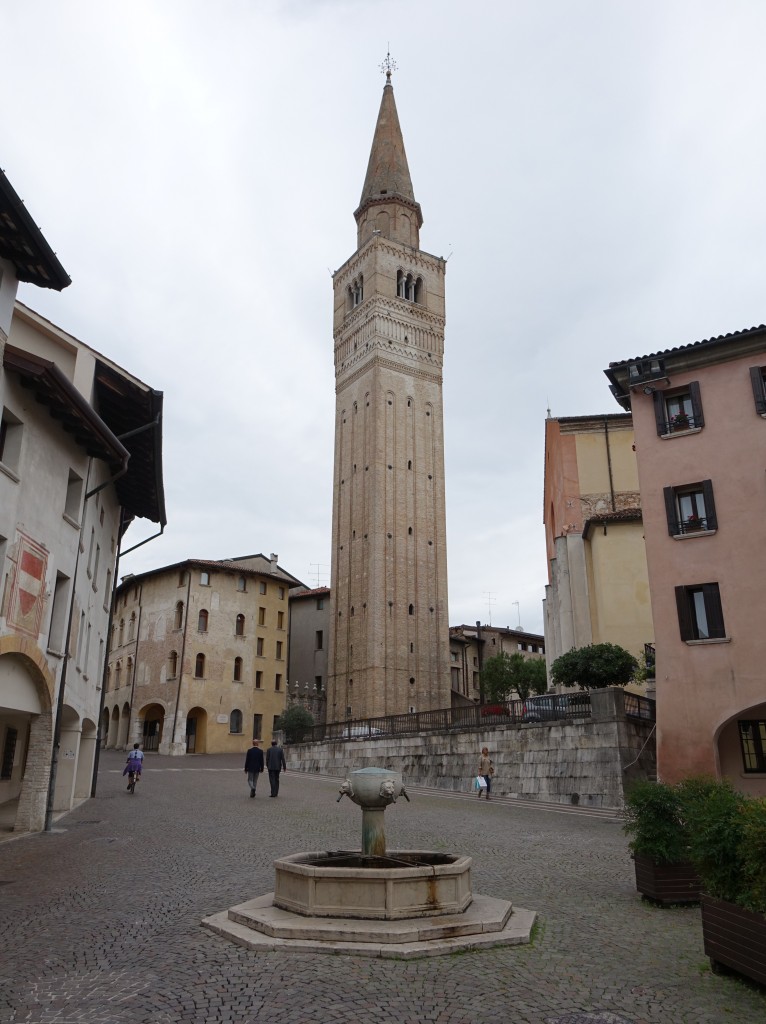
[{"left": 270, "top": 553, "right": 278, "bottom": 570}]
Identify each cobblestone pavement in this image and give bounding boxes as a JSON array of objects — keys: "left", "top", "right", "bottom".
[{"left": 1, "top": 751, "right": 764, "bottom": 1024}]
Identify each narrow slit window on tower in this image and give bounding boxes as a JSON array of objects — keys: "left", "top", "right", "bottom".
[{"left": 409, "top": 604, "right": 414, "bottom": 615}]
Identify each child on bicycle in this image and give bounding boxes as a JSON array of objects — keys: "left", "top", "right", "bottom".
[{"left": 123, "top": 743, "right": 144, "bottom": 787}]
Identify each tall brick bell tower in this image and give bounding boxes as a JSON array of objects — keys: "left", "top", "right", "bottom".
[{"left": 327, "top": 62, "right": 451, "bottom": 723}]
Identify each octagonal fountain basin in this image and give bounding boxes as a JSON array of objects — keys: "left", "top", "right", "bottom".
[{"left": 273, "top": 850, "right": 472, "bottom": 920}]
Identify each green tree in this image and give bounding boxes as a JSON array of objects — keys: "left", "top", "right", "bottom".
[
  {"left": 482, "top": 652, "right": 548, "bottom": 703},
  {"left": 277, "top": 704, "right": 314, "bottom": 743},
  {"left": 550, "top": 642, "right": 637, "bottom": 691}
]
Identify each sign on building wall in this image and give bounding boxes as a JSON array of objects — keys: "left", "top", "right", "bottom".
[{"left": 7, "top": 532, "right": 48, "bottom": 639}]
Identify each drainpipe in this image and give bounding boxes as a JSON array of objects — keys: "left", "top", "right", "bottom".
[
  {"left": 604, "top": 418, "right": 616, "bottom": 512},
  {"left": 170, "top": 567, "right": 193, "bottom": 751},
  {"left": 124, "top": 581, "right": 143, "bottom": 746},
  {"left": 45, "top": 459, "right": 93, "bottom": 831},
  {"left": 90, "top": 506, "right": 124, "bottom": 797}
]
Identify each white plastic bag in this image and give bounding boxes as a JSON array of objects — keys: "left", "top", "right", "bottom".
[{"left": 475, "top": 775, "right": 487, "bottom": 790}]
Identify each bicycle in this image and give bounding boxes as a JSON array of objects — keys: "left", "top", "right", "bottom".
[{"left": 126, "top": 768, "right": 141, "bottom": 794}]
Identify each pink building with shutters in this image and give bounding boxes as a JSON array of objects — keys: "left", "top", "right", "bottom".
[{"left": 606, "top": 325, "right": 766, "bottom": 795}]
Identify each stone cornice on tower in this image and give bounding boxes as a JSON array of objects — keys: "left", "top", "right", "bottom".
[
  {"left": 334, "top": 235, "right": 445, "bottom": 286},
  {"left": 336, "top": 353, "right": 443, "bottom": 395}
]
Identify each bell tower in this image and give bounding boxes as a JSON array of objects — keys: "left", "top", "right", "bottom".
[{"left": 327, "top": 62, "right": 451, "bottom": 723}]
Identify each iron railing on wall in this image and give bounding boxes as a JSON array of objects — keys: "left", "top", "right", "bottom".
[
  {"left": 623, "top": 692, "right": 656, "bottom": 722},
  {"left": 290, "top": 691, "right": 608, "bottom": 744}
]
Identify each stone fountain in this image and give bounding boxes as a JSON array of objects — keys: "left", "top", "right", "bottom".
[{"left": 202, "top": 767, "right": 535, "bottom": 958}]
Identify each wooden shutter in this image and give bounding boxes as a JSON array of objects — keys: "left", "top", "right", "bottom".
[
  {"left": 702, "top": 479, "right": 717, "bottom": 531},
  {"left": 675, "top": 586, "right": 694, "bottom": 641},
  {"left": 703, "top": 583, "right": 725, "bottom": 638},
  {"left": 689, "top": 381, "right": 704, "bottom": 429},
  {"left": 750, "top": 366, "right": 766, "bottom": 414},
  {"left": 653, "top": 391, "right": 667, "bottom": 436},
  {"left": 663, "top": 486, "right": 678, "bottom": 535}
]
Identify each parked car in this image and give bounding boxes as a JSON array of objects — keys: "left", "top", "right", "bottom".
[
  {"left": 343, "top": 725, "right": 385, "bottom": 738},
  {"left": 521, "top": 693, "right": 589, "bottom": 722}
]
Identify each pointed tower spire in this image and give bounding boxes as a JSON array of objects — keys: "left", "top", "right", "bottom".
[{"left": 354, "top": 56, "right": 423, "bottom": 249}]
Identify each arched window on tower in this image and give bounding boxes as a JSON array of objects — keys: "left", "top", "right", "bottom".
[
  {"left": 397, "top": 270, "right": 406, "bottom": 298},
  {"left": 350, "top": 276, "right": 364, "bottom": 307},
  {"left": 198, "top": 609, "right": 208, "bottom": 632},
  {"left": 168, "top": 650, "right": 178, "bottom": 678},
  {"left": 235, "top": 614, "right": 245, "bottom": 637},
  {"left": 174, "top": 602, "right": 184, "bottom": 630},
  {"left": 195, "top": 653, "right": 205, "bottom": 678},
  {"left": 414, "top": 277, "right": 423, "bottom": 303}
]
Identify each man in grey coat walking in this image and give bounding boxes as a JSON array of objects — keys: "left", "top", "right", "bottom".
[{"left": 266, "top": 738, "right": 287, "bottom": 797}]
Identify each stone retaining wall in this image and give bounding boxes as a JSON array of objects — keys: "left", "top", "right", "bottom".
[{"left": 286, "top": 688, "right": 655, "bottom": 810}]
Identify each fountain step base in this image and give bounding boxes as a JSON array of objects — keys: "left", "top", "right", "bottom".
[{"left": 202, "top": 893, "right": 536, "bottom": 959}]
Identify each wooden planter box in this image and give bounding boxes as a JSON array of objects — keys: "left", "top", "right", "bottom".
[
  {"left": 701, "top": 894, "right": 766, "bottom": 986},
  {"left": 633, "top": 854, "right": 700, "bottom": 904}
]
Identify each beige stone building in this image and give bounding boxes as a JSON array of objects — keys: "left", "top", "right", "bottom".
[
  {"left": 104, "top": 555, "right": 302, "bottom": 755},
  {"left": 1, "top": 167, "right": 166, "bottom": 832},
  {"left": 286, "top": 586, "right": 329, "bottom": 724},
  {"left": 449, "top": 624, "right": 546, "bottom": 703},
  {"left": 542, "top": 414, "right": 653, "bottom": 683},
  {"left": 327, "top": 70, "right": 451, "bottom": 723}
]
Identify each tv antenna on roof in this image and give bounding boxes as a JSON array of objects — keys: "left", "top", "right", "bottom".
[
  {"left": 482, "top": 591, "right": 496, "bottom": 626},
  {"left": 513, "top": 601, "right": 523, "bottom": 631},
  {"left": 309, "top": 563, "right": 330, "bottom": 588}
]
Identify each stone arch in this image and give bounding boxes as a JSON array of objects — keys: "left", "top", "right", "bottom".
[
  {"left": 714, "top": 698, "right": 766, "bottom": 797},
  {"left": 100, "top": 707, "right": 110, "bottom": 748},
  {"left": 53, "top": 704, "right": 82, "bottom": 812},
  {"left": 375, "top": 210, "right": 390, "bottom": 236},
  {"left": 0, "top": 645, "right": 55, "bottom": 833},
  {"left": 117, "top": 702, "right": 132, "bottom": 748},
  {"left": 108, "top": 705, "right": 120, "bottom": 748},
  {"left": 74, "top": 718, "right": 97, "bottom": 802},
  {"left": 186, "top": 706, "right": 208, "bottom": 754},
  {"left": 137, "top": 701, "right": 166, "bottom": 753}
]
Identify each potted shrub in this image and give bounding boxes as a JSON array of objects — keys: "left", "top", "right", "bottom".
[
  {"left": 686, "top": 782, "right": 766, "bottom": 985},
  {"left": 623, "top": 779, "right": 701, "bottom": 904}
]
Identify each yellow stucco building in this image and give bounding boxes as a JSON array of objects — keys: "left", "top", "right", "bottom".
[{"left": 542, "top": 414, "right": 653, "bottom": 686}]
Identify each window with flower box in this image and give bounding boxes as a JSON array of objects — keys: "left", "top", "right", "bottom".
[
  {"left": 663, "top": 480, "right": 717, "bottom": 536},
  {"left": 653, "top": 382, "right": 704, "bottom": 435}
]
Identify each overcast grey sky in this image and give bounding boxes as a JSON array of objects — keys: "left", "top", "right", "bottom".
[{"left": 4, "top": 1, "right": 766, "bottom": 635}]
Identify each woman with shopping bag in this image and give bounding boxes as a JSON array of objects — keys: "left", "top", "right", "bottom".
[{"left": 477, "top": 746, "right": 494, "bottom": 800}]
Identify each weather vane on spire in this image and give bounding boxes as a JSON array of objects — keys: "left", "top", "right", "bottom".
[{"left": 380, "top": 47, "right": 397, "bottom": 81}]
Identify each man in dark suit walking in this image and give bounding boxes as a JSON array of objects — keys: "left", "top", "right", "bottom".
[
  {"left": 265, "top": 738, "right": 287, "bottom": 797},
  {"left": 244, "top": 739, "right": 264, "bottom": 797}
]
